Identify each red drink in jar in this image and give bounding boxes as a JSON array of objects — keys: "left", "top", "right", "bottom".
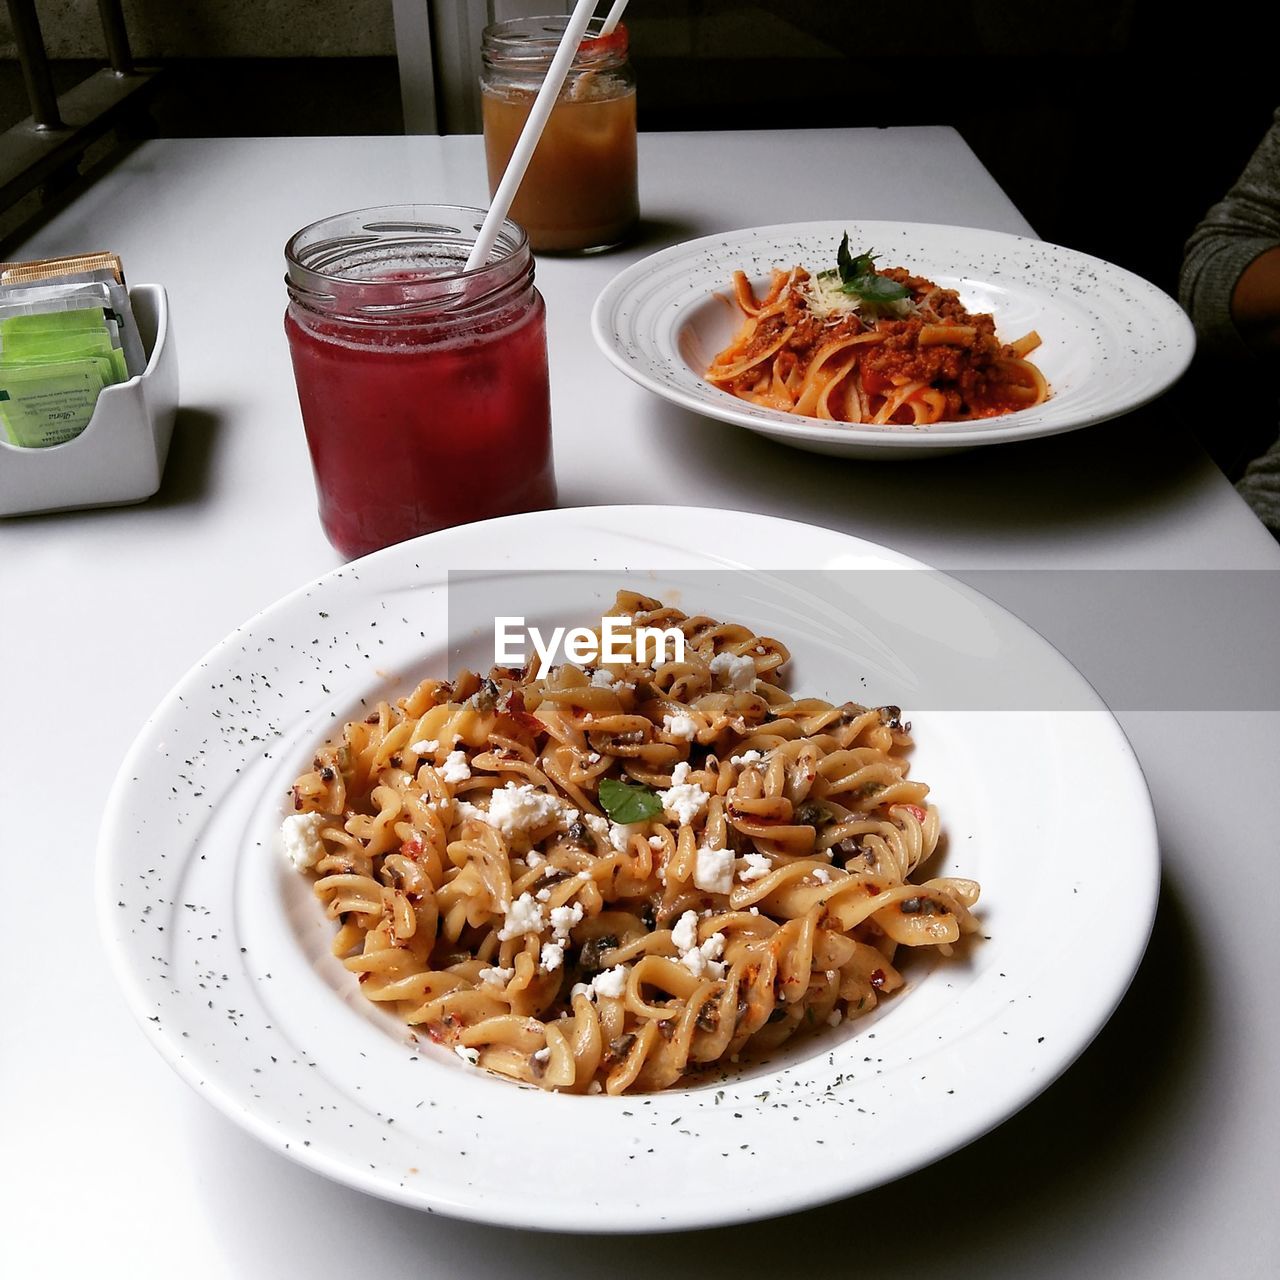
[{"left": 284, "top": 206, "right": 556, "bottom": 558}]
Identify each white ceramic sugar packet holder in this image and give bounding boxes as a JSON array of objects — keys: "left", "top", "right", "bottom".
[{"left": 0, "top": 284, "right": 178, "bottom": 517}]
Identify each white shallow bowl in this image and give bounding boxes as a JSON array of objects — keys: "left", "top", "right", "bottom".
[
  {"left": 592, "top": 221, "right": 1194, "bottom": 458},
  {"left": 97, "top": 506, "right": 1158, "bottom": 1232}
]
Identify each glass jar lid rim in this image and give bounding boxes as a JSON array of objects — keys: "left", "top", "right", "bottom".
[
  {"left": 482, "top": 15, "right": 628, "bottom": 66},
  {"left": 285, "top": 204, "right": 529, "bottom": 287},
  {"left": 284, "top": 204, "right": 533, "bottom": 323}
]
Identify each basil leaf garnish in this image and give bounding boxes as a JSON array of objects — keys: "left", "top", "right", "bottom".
[
  {"left": 598, "top": 777, "right": 663, "bottom": 824},
  {"left": 833, "top": 235, "right": 909, "bottom": 304},
  {"left": 842, "top": 272, "right": 909, "bottom": 303},
  {"left": 836, "top": 232, "right": 856, "bottom": 283}
]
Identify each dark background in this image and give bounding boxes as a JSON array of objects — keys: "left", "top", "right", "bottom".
[
  {"left": 2, "top": 0, "right": 1273, "bottom": 297},
  {"left": 2, "top": 0, "right": 1275, "bottom": 476}
]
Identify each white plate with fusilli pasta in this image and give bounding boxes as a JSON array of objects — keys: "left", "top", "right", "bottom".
[{"left": 98, "top": 505, "right": 1158, "bottom": 1231}]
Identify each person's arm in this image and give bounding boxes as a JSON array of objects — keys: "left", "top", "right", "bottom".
[
  {"left": 1179, "top": 107, "right": 1280, "bottom": 361},
  {"left": 1231, "top": 244, "right": 1280, "bottom": 354}
]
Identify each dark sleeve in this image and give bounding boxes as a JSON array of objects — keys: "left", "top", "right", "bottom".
[{"left": 1179, "top": 107, "right": 1280, "bottom": 359}]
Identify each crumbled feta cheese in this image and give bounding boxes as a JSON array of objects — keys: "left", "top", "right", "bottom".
[
  {"left": 454, "top": 1045, "right": 480, "bottom": 1065},
  {"left": 526, "top": 850, "right": 545, "bottom": 868},
  {"left": 708, "top": 651, "right": 756, "bottom": 691},
  {"left": 827, "top": 1009, "right": 844, "bottom": 1028},
  {"left": 535, "top": 887, "right": 552, "bottom": 902},
  {"left": 694, "top": 845, "right": 734, "bottom": 895},
  {"left": 587, "top": 1080, "right": 604, "bottom": 1094},
  {"left": 813, "top": 867, "right": 832, "bottom": 885},
  {"left": 533, "top": 1046, "right": 551, "bottom": 1063},
  {"left": 659, "top": 761, "right": 710, "bottom": 827},
  {"left": 672, "top": 909, "right": 700, "bottom": 953},
  {"left": 584, "top": 813, "right": 610, "bottom": 844},
  {"left": 409, "top": 738, "right": 438, "bottom": 754},
  {"left": 648, "top": 835, "right": 665, "bottom": 850},
  {"left": 679, "top": 932, "right": 726, "bottom": 980},
  {"left": 454, "top": 799, "right": 489, "bottom": 825},
  {"left": 662, "top": 712, "right": 697, "bottom": 741},
  {"left": 609, "top": 821, "right": 642, "bottom": 854},
  {"left": 590, "top": 668, "right": 617, "bottom": 688},
  {"left": 540, "top": 941, "right": 565, "bottom": 972},
  {"left": 737, "top": 852, "right": 772, "bottom": 883},
  {"left": 478, "top": 966, "right": 513, "bottom": 988},
  {"left": 280, "top": 812, "right": 327, "bottom": 871},
  {"left": 497, "top": 892, "right": 545, "bottom": 941},
  {"left": 486, "top": 783, "right": 566, "bottom": 841},
  {"left": 587, "top": 752, "right": 601, "bottom": 763},
  {"left": 439, "top": 749, "right": 471, "bottom": 784},
  {"left": 569, "top": 962, "right": 630, "bottom": 1004},
  {"left": 549, "top": 902, "right": 584, "bottom": 940},
  {"left": 591, "top": 965, "right": 628, "bottom": 999},
  {"left": 730, "top": 750, "right": 764, "bottom": 766}
]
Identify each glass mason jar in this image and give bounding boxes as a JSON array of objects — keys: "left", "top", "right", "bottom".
[
  {"left": 284, "top": 204, "right": 556, "bottom": 559},
  {"left": 481, "top": 15, "right": 638, "bottom": 254}
]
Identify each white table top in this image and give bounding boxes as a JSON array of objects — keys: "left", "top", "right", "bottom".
[{"left": 3, "top": 129, "right": 1277, "bottom": 1278}]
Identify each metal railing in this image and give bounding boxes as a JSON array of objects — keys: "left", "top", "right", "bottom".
[{"left": 2, "top": 0, "right": 156, "bottom": 219}]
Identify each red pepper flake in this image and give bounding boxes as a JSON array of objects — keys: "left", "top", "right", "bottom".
[
  {"left": 870, "top": 969, "right": 886, "bottom": 990},
  {"left": 898, "top": 804, "right": 927, "bottom": 822},
  {"left": 498, "top": 687, "right": 545, "bottom": 735},
  {"left": 400, "top": 835, "right": 424, "bottom": 860},
  {"left": 864, "top": 883, "right": 881, "bottom": 896}
]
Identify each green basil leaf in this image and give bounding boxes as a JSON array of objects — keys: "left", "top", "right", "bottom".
[
  {"left": 848, "top": 249, "right": 879, "bottom": 278},
  {"left": 836, "top": 232, "right": 855, "bottom": 283},
  {"left": 833, "top": 238, "right": 908, "bottom": 304},
  {"left": 841, "top": 272, "right": 910, "bottom": 303},
  {"left": 598, "top": 777, "right": 663, "bottom": 824}
]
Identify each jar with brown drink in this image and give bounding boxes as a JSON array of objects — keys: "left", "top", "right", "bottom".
[{"left": 481, "top": 15, "right": 638, "bottom": 254}]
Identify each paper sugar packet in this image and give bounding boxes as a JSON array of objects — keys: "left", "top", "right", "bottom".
[{"left": 0, "top": 253, "right": 144, "bottom": 448}]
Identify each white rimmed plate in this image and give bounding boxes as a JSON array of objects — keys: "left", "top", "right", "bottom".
[
  {"left": 97, "top": 506, "right": 1158, "bottom": 1232},
  {"left": 591, "top": 221, "right": 1194, "bottom": 458}
]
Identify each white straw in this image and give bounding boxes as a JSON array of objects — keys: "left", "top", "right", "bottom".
[
  {"left": 600, "top": 0, "right": 629, "bottom": 35},
  {"left": 465, "top": 0, "right": 601, "bottom": 271}
]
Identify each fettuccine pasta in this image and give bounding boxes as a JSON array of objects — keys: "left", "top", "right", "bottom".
[
  {"left": 282, "top": 592, "right": 980, "bottom": 1094},
  {"left": 706, "top": 236, "right": 1048, "bottom": 425}
]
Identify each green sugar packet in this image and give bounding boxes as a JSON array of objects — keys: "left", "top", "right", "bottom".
[
  {"left": 0, "top": 306, "right": 128, "bottom": 446},
  {"left": 0, "top": 341, "right": 128, "bottom": 386},
  {"left": 0, "top": 306, "right": 125, "bottom": 366},
  {"left": 0, "top": 360, "right": 106, "bottom": 447},
  {"left": 0, "top": 306, "right": 113, "bottom": 334}
]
